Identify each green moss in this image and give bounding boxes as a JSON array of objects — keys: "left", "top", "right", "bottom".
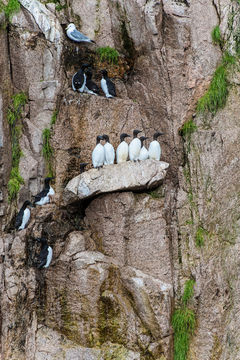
[
  {"left": 211, "top": 25, "right": 222, "bottom": 46},
  {"left": 42, "top": 128, "right": 53, "bottom": 177},
  {"left": 195, "top": 226, "right": 206, "bottom": 247},
  {"left": 197, "top": 52, "right": 236, "bottom": 115},
  {"left": 172, "top": 308, "right": 196, "bottom": 360},
  {"left": 50, "top": 110, "right": 58, "bottom": 126},
  {"left": 172, "top": 279, "right": 196, "bottom": 360},
  {"left": 96, "top": 46, "right": 119, "bottom": 65},
  {"left": 179, "top": 119, "right": 197, "bottom": 138},
  {"left": 4, "top": 0, "right": 20, "bottom": 20},
  {"left": 7, "top": 92, "right": 27, "bottom": 202}
]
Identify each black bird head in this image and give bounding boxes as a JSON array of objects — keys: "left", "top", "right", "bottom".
[
  {"left": 81, "top": 64, "right": 90, "bottom": 71},
  {"left": 44, "top": 177, "right": 54, "bottom": 185},
  {"left": 96, "top": 135, "right": 104, "bottom": 144},
  {"left": 36, "top": 237, "right": 48, "bottom": 245},
  {"left": 133, "top": 129, "right": 142, "bottom": 138},
  {"left": 139, "top": 136, "right": 148, "bottom": 146},
  {"left": 102, "top": 134, "right": 110, "bottom": 143},
  {"left": 22, "top": 200, "right": 34, "bottom": 209},
  {"left": 120, "top": 133, "right": 131, "bottom": 142},
  {"left": 153, "top": 132, "right": 164, "bottom": 140},
  {"left": 80, "top": 163, "right": 89, "bottom": 173},
  {"left": 101, "top": 69, "right": 108, "bottom": 78},
  {"left": 85, "top": 69, "right": 93, "bottom": 79}
]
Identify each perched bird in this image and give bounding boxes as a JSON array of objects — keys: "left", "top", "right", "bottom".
[
  {"left": 15, "top": 200, "right": 33, "bottom": 231},
  {"left": 33, "top": 177, "right": 55, "bottom": 206},
  {"left": 66, "top": 23, "right": 96, "bottom": 43},
  {"left": 84, "top": 70, "right": 100, "bottom": 95},
  {"left": 148, "top": 132, "right": 164, "bottom": 160},
  {"left": 116, "top": 133, "right": 131, "bottom": 164},
  {"left": 72, "top": 64, "right": 90, "bottom": 93},
  {"left": 101, "top": 70, "right": 116, "bottom": 98},
  {"left": 129, "top": 129, "right": 142, "bottom": 161},
  {"left": 102, "top": 134, "right": 115, "bottom": 165},
  {"left": 80, "top": 162, "right": 89, "bottom": 174},
  {"left": 139, "top": 136, "right": 149, "bottom": 160},
  {"left": 36, "top": 237, "right": 53, "bottom": 269},
  {"left": 92, "top": 135, "right": 104, "bottom": 169}
]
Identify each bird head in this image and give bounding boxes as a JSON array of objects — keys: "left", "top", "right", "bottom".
[
  {"left": 96, "top": 135, "right": 104, "bottom": 144},
  {"left": 139, "top": 136, "right": 148, "bottom": 142},
  {"left": 85, "top": 69, "right": 93, "bottom": 79},
  {"left": 66, "top": 23, "right": 75, "bottom": 31},
  {"left": 44, "top": 177, "right": 55, "bottom": 185},
  {"left": 102, "top": 134, "right": 110, "bottom": 143},
  {"left": 80, "top": 163, "right": 89, "bottom": 173},
  {"left": 23, "top": 200, "right": 34, "bottom": 208},
  {"left": 133, "top": 129, "right": 142, "bottom": 138},
  {"left": 153, "top": 132, "right": 164, "bottom": 140},
  {"left": 101, "top": 69, "right": 108, "bottom": 78},
  {"left": 81, "top": 64, "right": 91, "bottom": 71},
  {"left": 120, "top": 133, "right": 131, "bottom": 142}
]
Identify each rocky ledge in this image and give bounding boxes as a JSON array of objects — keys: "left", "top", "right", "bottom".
[{"left": 63, "top": 159, "right": 169, "bottom": 204}]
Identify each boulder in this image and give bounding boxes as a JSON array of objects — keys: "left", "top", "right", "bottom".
[{"left": 63, "top": 159, "right": 169, "bottom": 204}]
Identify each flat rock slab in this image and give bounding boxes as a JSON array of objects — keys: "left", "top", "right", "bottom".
[{"left": 63, "top": 159, "right": 169, "bottom": 204}]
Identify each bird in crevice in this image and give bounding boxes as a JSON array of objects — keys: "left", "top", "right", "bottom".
[
  {"left": 15, "top": 200, "right": 33, "bottom": 231},
  {"left": 100, "top": 69, "right": 116, "bottom": 98},
  {"left": 84, "top": 70, "right": 100, "bottom": 95},
  {"left": 72, "top": 64, "right": 91, "bottom": 93},
  {"left": 33, "top": 177, "right": 55, "bottom": 206},
  {"left": 35, "top": 237, "right": 53, "bottom": 269}
]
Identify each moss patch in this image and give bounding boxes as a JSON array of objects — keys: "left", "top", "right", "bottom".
[
  {"left": 211, "top": 25, "right": 222, "bottom": 46},
  {"left": 7, "top": 92, "right": 27, "bottom": 202},
  {"left": 4, "top": 0, "right": 20, "bottom": 21},
  {"left": 42, "top": 109, "right": 58, "bottom": 177},
  {"left": 96, "top": 46, "right": 119, "bottom": 65}
]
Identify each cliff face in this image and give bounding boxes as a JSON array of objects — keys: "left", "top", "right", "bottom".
[{"left": 0, "top": 0, "right": 240, "bottom": 359}]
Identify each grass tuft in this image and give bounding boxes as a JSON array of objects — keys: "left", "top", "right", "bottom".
[
  {"left": 4, "top": 0, "right": 20, "bottom": 20},
  {"left": 172, "top": 279, "right": 196, "bottom": 360},
  {"left": 172, "top": 308, "right": 196, "bottom": 360},
  {"left": 195, "top": 226, "right": 205, "bottom": 247},
  {"left": 182, "top": 280, "right": 195, "bottom": 306},
  {"left": 7, "top": 92, "right": 27, "bottom": 202},
  {"left": 179, "top": 119, "right": 197, "bottom": 138},
  {"left": 42, "top": 128, "right": 53, "bottom": 177},
  {"left": 211, "top": 25, "right": 222, "bottom": 46},
  {"left": 50, "top": 110, "right": 58, "bottom": 126},
  {"left": 96, "top": 46, "right": 119, "bottom": 65}
]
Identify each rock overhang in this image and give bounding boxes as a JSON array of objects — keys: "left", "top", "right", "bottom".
[{"left": 63, "top": 159, "right": 169, "bottom": 204}]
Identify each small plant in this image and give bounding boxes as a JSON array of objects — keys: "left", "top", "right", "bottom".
[
  {"left": 4, "top": 0, "right": 20, "bottom": 20},
  {"left": 96, "top": 46, "right": 119, "bottom": 64},
  {"left": 211, "top": 25, "right": 222, "bottom": 46},
  {"left": 179, "top": 119, "right": 197, "bottom": 138},
  {"left": 172, "top": 279, "right": 196, "bottom": 360},
  {"left": 195, "top": 226, "right": 206, "bottom": 247},
  {"left": 50, "top": 110, "right": 58, "bottom": 126},
  {"left": 42, "top": 128, "right": 53, "bottom": 177},
  {"left": 182, "top": 279, "right": 195, "bottom": 306},
  {"left": 172, "top": 308, "right": 196, "bottom": 360},
  {"left": 7, "top": 92, "right": 27, "bottom": 201}
]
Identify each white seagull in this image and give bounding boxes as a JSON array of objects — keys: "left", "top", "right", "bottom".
[{"left": 66, "top": 23, "right": 96, "bottom": 43}]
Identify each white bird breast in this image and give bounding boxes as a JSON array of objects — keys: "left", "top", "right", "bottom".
[
  {"left": 129, "top": 138, "right": 141, "bottom": 161},
  {"left": 139, "top": 146, "right": 149, "bottom": 160},
  {"left": 92, "top": 143, "right": 105, "bottom": 168},
  {"left": 19, "top": 208, "right": 31, "bottom": 230},
  {"left": 49, "top": 186, "right": 55, "bottom": 196},
  {"left": 43, "top": 246, "right": 53, "bottom": 268},
  {"left": 148, "top": 140, "right": 161, "bottom": 160},
  {"left": 101, "top": 78, "right": 113, "bottom": 98},
  {"left": 116, "top": 141, "right": 129, "bottom": 163},
  {"left": 104, "top": 143, "right": 115, "bottom": 165}
]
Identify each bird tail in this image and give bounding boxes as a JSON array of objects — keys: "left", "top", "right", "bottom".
[{"left": 90, "top": 40, "right": 96, "bottom": 44}]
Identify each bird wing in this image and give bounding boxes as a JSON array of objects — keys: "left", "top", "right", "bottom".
[
  {"left": 69, "top": 29, "right": 91, "bottom": 42},
  {"left": 37, "top": 246, "right": 48, "bottom": 268},
  {"left": 106, "top": 78, "right": 116, "bottom": 97},
  {"left": 33, "top": 188, "right": 49, "bottom": 203},
  {"left": 15, "top": 208, "right": 24, "bottom": 229},
  {"left": 72, "top": 72, "right": 84, "bottom": 91},
  {"left": 86, "top": 79, "right": 100, "bottom": 94}
]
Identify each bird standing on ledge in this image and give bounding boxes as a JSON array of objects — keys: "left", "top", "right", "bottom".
[
  {"left": 15, "top": 200, "right": 33, "bottom": 231},
  {"left": 148, "top": 132, "right": 164, "bottom": 160},
  {"left": 66, "top": 23, "right": 96, "bottom": 43}
]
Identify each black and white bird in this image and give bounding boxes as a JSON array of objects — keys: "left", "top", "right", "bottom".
[
  {"left": 33, "top": 177, "right": 55, "bottom": 206},
  {"left": 72, "top": 64, "right": 90, "bottom": 93},
  {"left": 80, "top": 162, "right": 89, "bottom": 174},
  {"left": 148, "top": 132, "right": 164, "bottom": 160},
  {"left": 101, "top": 70, "right": 116, "bottom": 98},
  {"left": 116, "top": 133, "right": 131, "bottom": 164},
  {"left": 92, "top": 135, "right": 104, "bottom": 169},
  {"left": 66, "top": 23, "right": 96, "bottom": 43},
  {"left": 102, "top": 134, "right": 115, "bottom": 165},
  {"left": 36, "top": 237, "right": 53, "bottom": 269},
  {"left": 15, "top": 200, "right": 33, "bottom": 231},
  {"left": 129, "top": 129, "right": 142, "bottom": 161},
  {"left": 84, "top": 70, "right": 100, "bottom": 95},
  {"left": 139, "top": 136, "right": 149, "bottom": 160}
]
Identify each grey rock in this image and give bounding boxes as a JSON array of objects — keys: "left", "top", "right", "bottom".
[{"left": 63, "top": 160, "right": 169, "bottom": 203}]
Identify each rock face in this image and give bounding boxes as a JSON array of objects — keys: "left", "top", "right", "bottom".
[
  {"left": 63, "top": 160, "right": 169, "bottom": 203},
  {"left": 1, "top": 0, "right": 240, "bottom": 359}
]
